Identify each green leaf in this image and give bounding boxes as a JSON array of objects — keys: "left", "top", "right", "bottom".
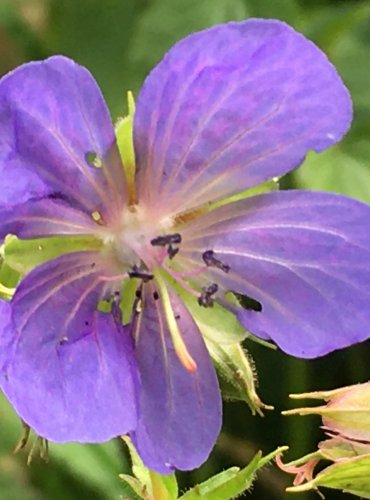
[
  {"left": 3, "top": 235, "right": 103, "bottom": 275},
  {"left": 50, "top": 440, "right": 128, "bottom": 500},
  {"left": 180, "top": 447, "right": 286, "bottom": 499},
  {"left": 0, "top": 392, "right": 129, "bottom": 500},
  {"left": 294, "top": 148, "right": 370, "bottom": 205}
]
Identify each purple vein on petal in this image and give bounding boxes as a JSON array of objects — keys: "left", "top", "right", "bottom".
[
  {"left": 0, "top": 199, "right": 101, "bottom": 240},
  {"left": 13, "top": 252, "right": 118, "bottom": 339},
  {"left": 171, "top": 120, "right": 332, "bottom": 213},
  {"left": 160, "top": 88, "right": 289, "bottom": 206}
]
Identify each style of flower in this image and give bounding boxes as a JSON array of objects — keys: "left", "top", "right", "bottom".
[{"left": 0, "top": 19, "right": 370, "bottom": 473}]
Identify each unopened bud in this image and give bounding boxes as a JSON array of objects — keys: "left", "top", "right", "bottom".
[{"left": 283, "top": 382, "right": 370, "bottom": 442}]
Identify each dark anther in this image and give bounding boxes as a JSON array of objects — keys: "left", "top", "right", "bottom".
[
  {"left": 150, "top": 233, "right": 182, "bottom": 247},
  {"left": 198, "top": 283, "right": 219, "bottom": 308},
  {"left": 153, "top": 291, "right": 159, "bottom": 301},
  {"left": 233, "top": 292, "right": 262, "bottom": 312},
  {"left": 135, "top": 289, "right": 142, "bottom": 299},
  {"left": 168, "top": 245, "right": 179, "bottom": 259},
  {"left": 202, "top": 250, "right": 230, "bottom": 273},
  {"left": 128, "top": 265, "right": 153, "bottom": 282}
]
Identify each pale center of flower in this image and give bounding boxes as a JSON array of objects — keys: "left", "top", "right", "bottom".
[{"left": 104, "top": 204, "right": 174, "bottom": 271}]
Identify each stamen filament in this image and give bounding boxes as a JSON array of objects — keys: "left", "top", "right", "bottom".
[
  {"left": 169, "top": 264, "right": 208, "bottom": 279},
  {"left": 153, "top": 268, "right": 197, "bottom": 373},
  {"left": 162, "top": 264, "right": 199, "bottom": 298}
]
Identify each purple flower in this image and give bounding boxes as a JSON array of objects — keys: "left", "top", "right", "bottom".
[{"left": 0, "top": 19, "right": 370, "bottom": 473}]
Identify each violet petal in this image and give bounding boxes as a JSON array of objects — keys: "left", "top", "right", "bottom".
[
  {"left": 0, "top": 198, "right": 100, "bottom": 240},
  {"left": 0, "top": 56, "right": 125, "bottom": 219},
  {"left": 134, "top": 19, "right": 351, "bottom": 214},
  {"left": 0, "top": 252, "right": 138, "bottom": 441},
  {"left": 180, "top": 191, "right": 370, "bottom": 358},
  {"left": 131, "top": 284, "right": 221, "bottom": 473}
]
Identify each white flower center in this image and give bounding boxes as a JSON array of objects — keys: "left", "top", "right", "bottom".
[{"left": 103, "top": 204, "right": 174, "bottom": 270}]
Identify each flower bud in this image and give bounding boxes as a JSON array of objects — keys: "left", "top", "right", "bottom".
[{"left": 283, "top": 382, "right": 370, "bottom": 442}]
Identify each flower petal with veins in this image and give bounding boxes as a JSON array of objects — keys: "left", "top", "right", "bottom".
[
  {"left": 0, "top": 198, "right": 100, "bottom": 240},
  {"left": 179, "top": 191, "right": 370, "bottom": 357},
  {"left": 0, "top": 56, "right": 126, "bottom": 220},
  {"left": 131, "top": 284, "right": 221, "bottom": 473},
  {"left": 0, "top": 252, "right": 138, "bottom": 441},
  {"left": 134, "top": 20, "right": 351, "bottom": 214}
]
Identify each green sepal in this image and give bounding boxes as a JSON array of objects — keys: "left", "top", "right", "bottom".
[
  {"left": 179, "top": 447, "right": 287, "bottom": 499},
  {"left": 287, "top": 453, "right": 370, "bottom": 498},
  {"left": 121, "top": 437, "right": 178, "bottom": 500},
  {"left": 319, "top": 438, "right": 370, "bottom": 462},
  {"left": 205, "top": 340, "right": 273, "bottom": 415},
  {"left": 165, "top": 272, "right": 248, "bottom": 345},
  {"left": 3, "top": 235, "right": 103, "bottom": 275},
  {"left": 115, "top": 91, "right": 136, "bottom": 189},
  {"left": 120, "top": 277, "right": 140, "bottom": 325},
  {"left": 206, "top": 178, "right": 279, "bottom": 212}
]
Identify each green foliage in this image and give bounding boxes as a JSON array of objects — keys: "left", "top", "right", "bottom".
[
  {"left": 295, "top": 148, "right": 370, "bottom": 204},
  {"left": 121, "top": 437, "right": 286, "bottom": 500},
  {"left": 0, "top": 393, "right": 131, "bottom": 500},
  {"left": 179, "top": 447, "right": 287, "bottom": 499}
]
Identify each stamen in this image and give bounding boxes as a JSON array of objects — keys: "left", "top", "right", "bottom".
[
  {"left": 168, "top": 245, "right": 179, "bottom": 259},
  {"left": 151, "top": 233, "right": 182, "bottom": 260},
  {"left": 154, "top": 269, "right": 197, "bottom": 373},
  {"left": 202, "top": 250, "right": 230, "bottom": 273},
  {"left": 233, "top": 291, "right": 262, "bottom": 312},
  {"left": 198, "top": 283, "right": 218, "bottom": 308},
  {"left": 128, "top": 265, "right": 154, "bottom": 282},
  {"left": 151, "top": 233, "right": 182, "bottom": 246},
  {"left": 163, "top": 264, "right": 199, "bottom": 298},
  {"left": 91, "top": 211, "right": 103, "bottom": 224}
]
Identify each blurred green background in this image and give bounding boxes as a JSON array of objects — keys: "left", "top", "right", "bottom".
[{"left": 0, "top": 0, "right": 369, "bottom": 498}]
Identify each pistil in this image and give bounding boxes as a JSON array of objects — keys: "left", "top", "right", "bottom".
[{"left": 153, "top": 268, "right": 197, "bottom": 373}]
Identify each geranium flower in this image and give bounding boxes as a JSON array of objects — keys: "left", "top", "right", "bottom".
[{"left": 0, "top": 19, "right": 370, "bottom": 473}]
